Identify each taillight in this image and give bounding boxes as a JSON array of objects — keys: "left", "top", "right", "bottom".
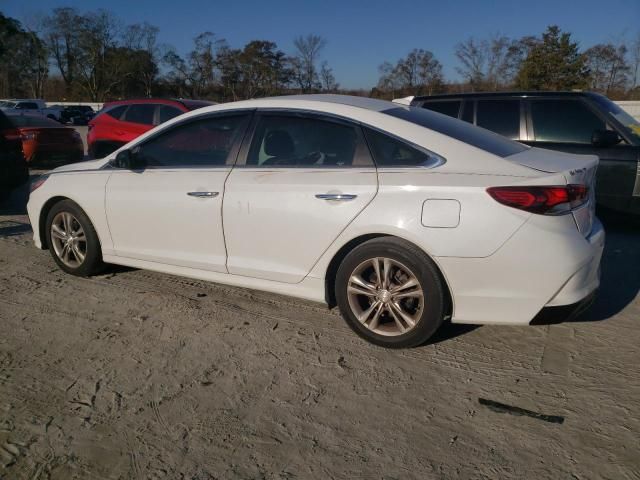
[
  {"left": 487, "top": 185, "right": 588, "bottom": 215},
  {"left": 21, "top": 132, "right": 37, "bottom": 141}
]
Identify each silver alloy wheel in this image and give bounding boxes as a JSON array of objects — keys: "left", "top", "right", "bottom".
[
  {"left": 50, "top": 212, "right": 87, "bottom": 268},
  {"left": 346, "top": 257, "right": 424, "bottom": 336}
]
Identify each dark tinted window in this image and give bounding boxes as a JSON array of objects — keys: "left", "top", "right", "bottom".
[
  {"left": 7, "top": 115, "right": 60, "bottom": 127},
  {"left": 135, "top": 114, "right": 248, "bottom": 167},
  {"left": 181, "top": 100, "right": 215, "bottom": 111},
  {"left": 461, "top": 101, "right": 474, "bottom": 123},
  {"left": 364, "top": 128, "right": 432, "bottom": 167},
  {"left": 16, "top": 102, "right": 38, "bottom": 110},
  {"left": 383, "top": 106, "right": 528, "bottom": 157},
  {"left": 531, "top": 99, "right": 606, "bottom": 143},
  {"left": 247, "top": 115, "right": 361, "bottom": 167},
  {"left": 158, "top": 105, "right": 183, "bottom": 124},
  {"left": 105, "top": 105, "right": 127, "bottom": 120},
  {"left": 422, "top": 101, "right": 461, "bottom": 118},
  {"left": 122, "top": 104, "right": 156, "bottom": 125},
  {"left": 475, "top": 99, "right": 520, "bottom": 139}
]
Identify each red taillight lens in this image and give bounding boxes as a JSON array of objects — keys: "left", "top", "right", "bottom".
[{"left": 487, "top": 185, "right": 588, "bottom": 215}]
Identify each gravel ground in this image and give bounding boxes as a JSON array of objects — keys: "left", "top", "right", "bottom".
[{"left": 0, "top": 173, "right": 639, "bottom": 479}]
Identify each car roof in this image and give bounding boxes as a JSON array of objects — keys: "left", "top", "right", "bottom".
[
  {"left": 412, "top": 91, "right": 604, "bottom": 101},
  {"left": 104, "top": 98, "right": 215, "bottom": 109}
]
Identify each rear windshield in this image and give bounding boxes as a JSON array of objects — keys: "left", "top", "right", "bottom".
[
  {"left": 382, "top": 106, "right": 528, "bottom": 157},
  {"left": 7, "top": 115, "right": 61, "bottom": 128}
]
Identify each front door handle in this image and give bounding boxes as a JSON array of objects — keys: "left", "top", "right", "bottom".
[
  {"left": 315, "top": 193, "right": 358, "bottom": 201},
  {"left": 187, "top": 191, "right": 219, "bottom": 198}
]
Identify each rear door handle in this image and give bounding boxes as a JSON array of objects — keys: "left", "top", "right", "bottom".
[
  {"left": 315, "top": 193, "right": 358, "bottom": 201},
  {"left": 187, "top": 191, "right": 219, "bottom": 198}
]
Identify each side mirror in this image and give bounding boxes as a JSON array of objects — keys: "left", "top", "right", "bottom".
[
  {"left": 113, "top": 149, "right": 145, "bottom": 170},
  {"left": 592, "top": 129, "right": 621, "bottom": 147}
]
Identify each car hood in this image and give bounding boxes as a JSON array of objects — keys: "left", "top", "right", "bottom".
[{"left": 51, "top": 158, "right": 108, "bottom": 173}]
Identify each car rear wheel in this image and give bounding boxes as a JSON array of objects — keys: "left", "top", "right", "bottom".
[
  {"left": 335, "top": 237, "right": 445, "bottom": 348},
  {"left": 45, "top": 200, "right": 104, "bottom": 276}
]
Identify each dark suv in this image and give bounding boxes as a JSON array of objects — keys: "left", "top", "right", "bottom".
[{"left": 409, "top": 91, "right": 640, "bottom": 215}]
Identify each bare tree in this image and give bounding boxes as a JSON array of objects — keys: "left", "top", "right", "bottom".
[
  {"left": 630, "top": 32, "right": 640, "bottom": 89},
  {"left": 42, "top": 7, "right": 83, "bottom": 95},
  {"left": 292, "top": 34, "right": 326, "bottom": 91},
  {"left": 123, "top": 22, "right": 159, "bottom": 96},
  {"left": 584, "top": 43, "right": 630, "bottom": 94},
  {"left": 319, "top": 60, "right": 338, "bottom": 91},
  {"left": 455, "top": 38, "right": 486, "bottom": 89}
]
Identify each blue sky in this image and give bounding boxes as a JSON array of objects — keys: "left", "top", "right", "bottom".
[{"left": 2, "top": 0, "right": 639, "bottom": 89}]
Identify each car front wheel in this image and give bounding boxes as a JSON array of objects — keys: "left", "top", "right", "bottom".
[
  {"left": 335, "top": 237, "right": 445, "bottom": 348},
  {"left": 45, "top": 200, "right": 104, "bottom": 276}
]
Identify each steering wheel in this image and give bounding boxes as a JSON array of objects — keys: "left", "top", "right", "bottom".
[{"left": 303, "top": 151, "right": 326, "bottom": 165}]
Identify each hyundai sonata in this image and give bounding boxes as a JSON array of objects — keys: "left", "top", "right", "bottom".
[{"left": 27, "top": 95, "right": 604, "bottom": 348}]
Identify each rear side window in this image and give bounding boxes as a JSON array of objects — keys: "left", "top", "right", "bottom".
[
  {"left": 122, "top": 104, "right": 156, "bottom": 125},
  {"left": 158, "top": 105, "right": 183, "bottom": 124},
  {"left": 422, "top": 101, "right": 461, "bottom": 119},
  {"left": 530, "top": 99, "right": 606, "bottom": 144},
  {"left": 135, "top": 114, "right": 249, "bottom": 167},
  {"left": 383, "top": 106, "right": 528, "bottom": 157},
  {"left": 364, "top": 128, "right": 433, "bottom": 167},
  {"left": 476, "top": 99, "right": 521, "bottom": 139}
]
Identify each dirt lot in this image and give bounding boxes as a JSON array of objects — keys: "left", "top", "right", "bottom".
[{"left": 0, "top": 173, "right": 639, "bottom": 480}]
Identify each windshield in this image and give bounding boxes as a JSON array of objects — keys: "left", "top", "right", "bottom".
[
  {"left": 590, "top": 94, "right": 640, "bottom": 142},
  {"left": 0, "top": 101, "right": 16, "bottom": 108}
]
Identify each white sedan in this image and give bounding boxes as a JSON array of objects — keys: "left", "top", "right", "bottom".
[{"left": 27, "top": 95, "right": 605, "bottom": 348}]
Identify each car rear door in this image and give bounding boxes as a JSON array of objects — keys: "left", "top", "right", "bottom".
[
  {"left": 105, "top": 112, "right": 251, "bottom": 272},
  {"left": 222, "top": 111, "right": 378, "bottom": 283},
  {"left": 524, "top": 97, "right": 638, "bottom": 210},
  {"left": 114, "top": 104, "right": 158, "bottom": 144}
]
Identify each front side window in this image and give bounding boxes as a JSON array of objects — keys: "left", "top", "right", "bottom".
[
  {"left": 158, "top": 105, "right": 183, "bottom": 124},
  {"left": 476, "top": 99, "right": 521, "bottom": 139},
  {"left": 122, "top": 104, "right": 156, "bottom": 125},
  {"left": 422, "top": 101, "right": 461, "bottom": 119},
  {"left": 134, "top": 114, "right": 248, "bottom": 168},
  {"left": 364, "top": 128, "right": 435, "bottom": 167},
  {"left": 530, "top": 99, "right": 606, "bottom": 144},
  {"left": 246, "top": 115, "right": 360, "bottom": 167}
]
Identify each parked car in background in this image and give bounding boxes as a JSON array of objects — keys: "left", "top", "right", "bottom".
[
  {"left": 62, "top": 105, "right": 95, "bottom": 125},
  {"left": 0, "top": 99, "right": 70, "bottom": 124},
  {"left": 0, "top": 110, "right": 28, "bottom": 199},
  {"left": 404, "top": 91, "right": 640, "bottom": 215},
  {"left": 28, "top": 95, "right": 604, "bottom": 348},
  {"left": 88, "top": 98, "right": 214, "bottom": 158},
  {"left": 5, "top": 113, "right": 84, "bottom": 165}
]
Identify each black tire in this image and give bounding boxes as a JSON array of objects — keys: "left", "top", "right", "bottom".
[
  {"left": 335, "top": 237, "right": 445, "bottom": 348},
  {"left": 45, "top": 199, "right": 104, "bottom": 276}
]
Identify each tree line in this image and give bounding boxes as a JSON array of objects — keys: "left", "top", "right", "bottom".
[
  {"left": 0, "top": 8, "right": 338, "bottom": 102},
  {"left": 1, "top": 7, "right": 639, "bottom": 102},
  {"left": 374, "top": 26, "right": 640, "bottom": 100}
]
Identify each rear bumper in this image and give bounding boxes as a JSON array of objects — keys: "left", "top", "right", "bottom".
[
  {"left": 440, "top": 214, "right": 606, "bottom": 326},
  {"left": 544, "top": 217, "right": 605, "bottom": 307}
]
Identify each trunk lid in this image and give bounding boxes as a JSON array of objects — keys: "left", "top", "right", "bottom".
[{"left": 509, "top": 147, "right": 598, "bottom": 237}]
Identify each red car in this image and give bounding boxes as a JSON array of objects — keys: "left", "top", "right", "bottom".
[
  {"left": 0, "top": 110, "right": 28, "bottom": 197},
  {"left": 6, "top": 113, "right": 84, "bottom": 164},
  {"left": 87, "top": 98, "right": 214, "bottom": 158}
]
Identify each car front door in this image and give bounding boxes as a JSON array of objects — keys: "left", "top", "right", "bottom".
[
  {"left": 105, "top": 112, "right": 251, "bottom": 272},
  {"left": 222, "top": 111, "right": 378, "bottom": 283},
  {"left": 524, "top": 97, "right": 638, "bottom": 210}
]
